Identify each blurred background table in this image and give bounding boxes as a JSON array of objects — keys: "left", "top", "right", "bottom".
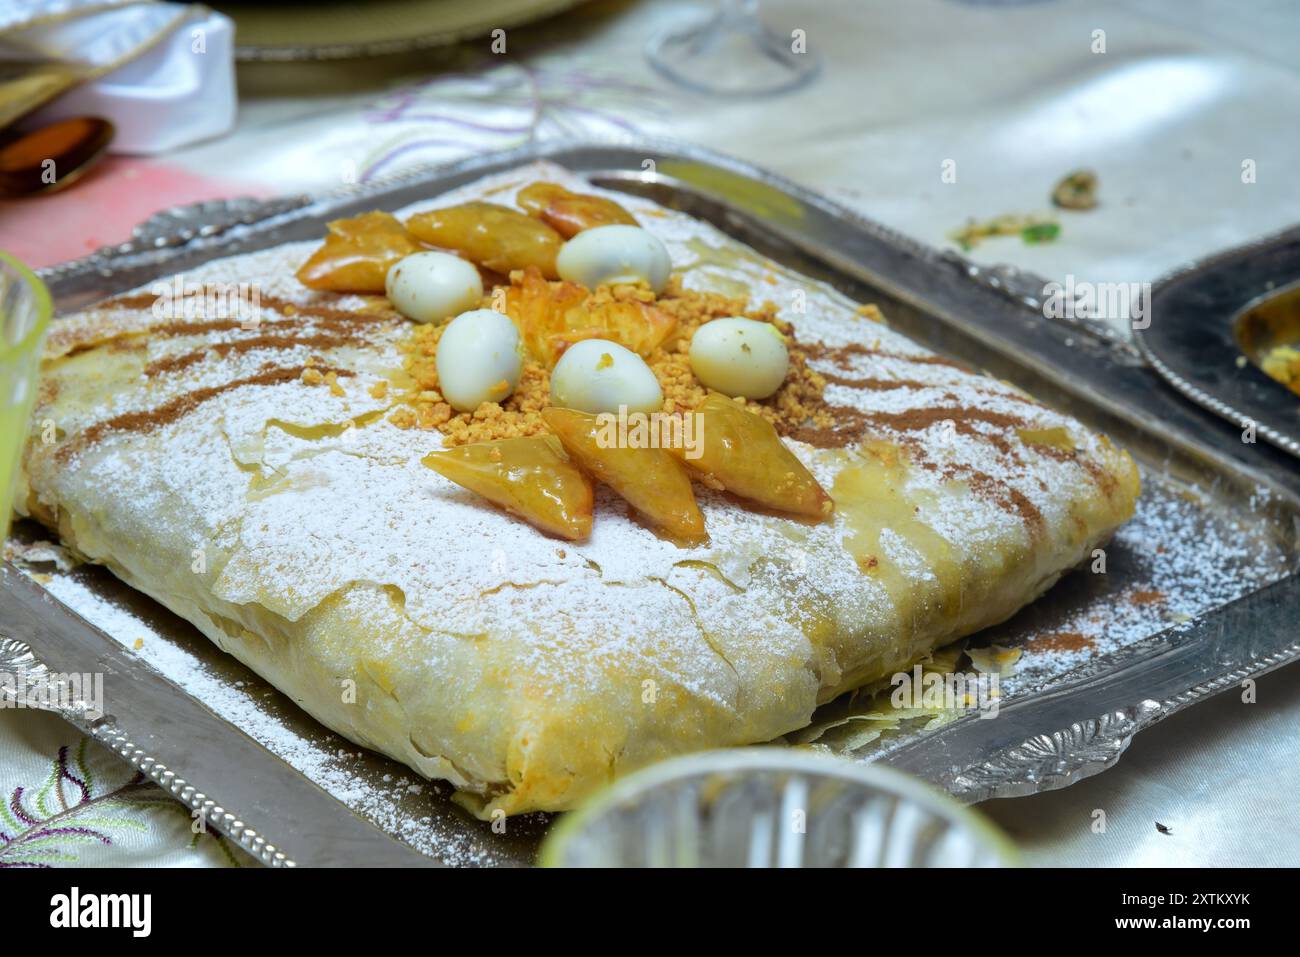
[{"left": 1, "top": 0, "right": 1297, "bottom": 867}]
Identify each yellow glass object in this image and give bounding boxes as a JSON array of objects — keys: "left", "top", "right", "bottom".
[{"left": 0, "top": 251, "right": 52, "bottom": 538}]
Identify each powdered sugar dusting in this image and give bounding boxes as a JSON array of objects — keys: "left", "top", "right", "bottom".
[
  {"left": 997, "top": 473, "right": 1293, "bottom": 684},
  {"left": 18, "top": 161, "right": 1284, "bottom": 845},
  {"left": 18, "top": 562, "right": 537, "bottom": 866}
]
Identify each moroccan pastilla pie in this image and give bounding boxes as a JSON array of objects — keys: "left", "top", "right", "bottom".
[{"left": 17, "top": 163, "right": 1139, "bottom": 817}]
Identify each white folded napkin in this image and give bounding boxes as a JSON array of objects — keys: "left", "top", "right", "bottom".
[{"left": 0, "top": 0, "right": 237, "bottom": 155}]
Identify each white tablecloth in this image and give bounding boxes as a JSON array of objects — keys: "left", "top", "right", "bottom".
[{"left": 2, "top": 0, "right": 1297, "bottom": 868}]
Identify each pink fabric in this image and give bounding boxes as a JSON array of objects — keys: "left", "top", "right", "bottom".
[{"left": 0, "top": 158, "right": 269, "bottom": 270}]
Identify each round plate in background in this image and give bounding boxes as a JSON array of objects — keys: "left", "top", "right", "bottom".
[
  {"left": 214, "top": 0, "right": 587, "bottom": 61},
  {"left": 1137, "top": 225, "right": 1300, "bottom": 460}
]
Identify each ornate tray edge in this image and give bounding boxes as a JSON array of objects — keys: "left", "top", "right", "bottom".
[
  {"left": 0, "top": 635, "right": 295, "bottom": 867},
  {"left": 942, "top": 634, "right": 1300, "bottom": 803},
  {"left": 885, "top": 571, "right": 1300, "bottom": 803}
]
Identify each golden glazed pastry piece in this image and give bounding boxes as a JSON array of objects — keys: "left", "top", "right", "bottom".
[{"left": 17, "top": 163, "right": 1139, "bottom": 818}]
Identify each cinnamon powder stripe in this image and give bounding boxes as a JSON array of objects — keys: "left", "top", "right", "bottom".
[
  {"left": 955, "top": 466, "right": 1045, "bottom": 537},
  {"left": 83, "top": 290, "right": 397, "bottom": 347},
  {"left": 144, "top": 331, "right": 359, "bottom": 377},
  {"left": 804, "top": 341, "right": 973, "bottom": 373},
  {"left": 1029, "top": 439, "right": 1120, "bottom": 500},
  {"left": 784, "top": 399, "right": 1046, "bottom": 534},
  {"left": 57, "top": 364, "right": 354, "bottom": 461},
  {"left": 819, "top": 371, "right": 1046, "bottom": 411},
  {"left": 863, "top": 405, "right": 1029, "bottom": 434},
  {"left": 903, "top": 437, "right": 1045, "bottom": 538},
  {"left": 819, "top": 373, "right": 932, "bottom": 391}
]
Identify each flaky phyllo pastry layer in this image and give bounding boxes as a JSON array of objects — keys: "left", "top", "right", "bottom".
[{"left": 18, "top": 163, "right": 1139, "bottom": 817}]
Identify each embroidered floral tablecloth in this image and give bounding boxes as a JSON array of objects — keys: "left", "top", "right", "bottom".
[
  {"left": 0, "top": 708, "right": 240, "bottom": 867},
  {"left": 2, "top": 0, "right": 1299, "bottom": 867}
]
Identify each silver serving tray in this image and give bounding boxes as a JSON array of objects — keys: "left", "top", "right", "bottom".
[{"left": 14, "top": 140, "right": 1300, "bottom": 866}]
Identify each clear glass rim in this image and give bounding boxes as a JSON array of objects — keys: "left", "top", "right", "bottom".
[
  {"left": 539, "top": 746, "right": 1020, "bottom": 867},
  {"left": 0, "top": 248, "right": 52, "bottom": 358}
]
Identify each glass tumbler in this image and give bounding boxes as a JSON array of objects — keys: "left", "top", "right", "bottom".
[{"left": 0, "top": 250, "right": 52, "bottom": 537}]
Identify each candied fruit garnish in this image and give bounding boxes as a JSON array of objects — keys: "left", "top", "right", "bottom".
[
  {"left": 542, "top": 407, "right": 706, "bottom": 546},
  {"left": 406, "top": 202, "right": 562, "bottom": 278},
  {"left": 296, "top": 211, "right": 424, "bottom": 293},
  {"left": 422, "top": 435, "right": 593, "bottom": 541},
  {"left": 516, "top": 182, "right": 638, "bottom": 238},
  {"left": 505, "top": 266, "right": 676, "bottom": 368},
  {"left": 672, "top": 393, "right": 832, "bottom": 520}
]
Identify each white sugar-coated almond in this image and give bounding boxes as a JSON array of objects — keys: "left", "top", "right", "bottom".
[
  {"left": 689, "top": 317, "right": 789, "bottom": 399},
  {"left": 556, "top": 225, "right": 671, "bottom": 293},
  {"left": 386, "top": 251, "right": 482, "bottom": 324},
  {"left": 436, "top": 309, "right": 522, "bottom": 411},
  {"left": 550, "top": 338, "right": 662, "bottom": 414}
]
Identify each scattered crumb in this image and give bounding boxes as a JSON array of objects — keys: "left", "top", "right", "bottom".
[
  {"left": 1052, "top": 169, "right": 1099, "bottom": 210},
  {"left": 950, "top": 214, "right": 1060, "bottom": 251},
  {"left": 4, "top": 538, "right": 80, "bottom": 571},
  {"left": 965, "top": 644, "right": 1022, "bottom": 677}
]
